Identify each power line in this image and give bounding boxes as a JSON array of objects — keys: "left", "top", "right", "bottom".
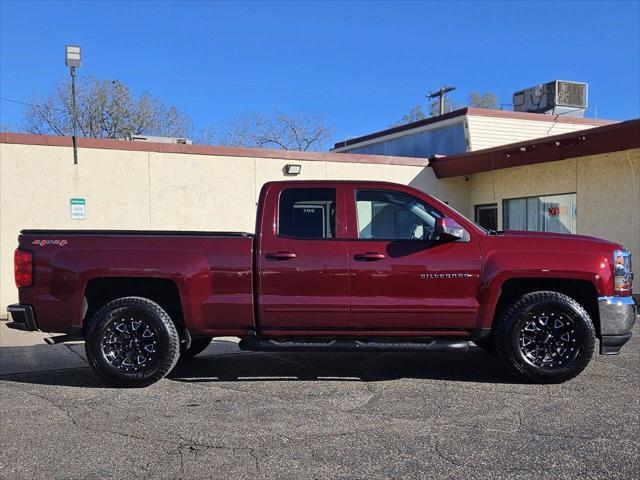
[{"left": 0, "top": 96, "right": 64, "bottom": 112}]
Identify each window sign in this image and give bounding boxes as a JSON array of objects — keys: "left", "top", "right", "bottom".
[{"left": 70, "top": 198, "right": 86, "bottom": 220}]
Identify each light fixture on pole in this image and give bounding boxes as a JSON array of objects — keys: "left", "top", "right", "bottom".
[{"left": 65, "top": 45, "right": 81, "bottom": 165}]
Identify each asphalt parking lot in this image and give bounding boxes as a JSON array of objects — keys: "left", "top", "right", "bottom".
[{"left": 1, "top": 321, "right": 638, "bottom": 480}]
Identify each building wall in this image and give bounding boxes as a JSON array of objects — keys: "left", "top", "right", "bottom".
[
  {"left": 466, "top": 114, "right": 603, "bottom": 151},
  {"left": 466, "top": 148, "right": 640, "bottom": 293},
  {"left": 0, "top": 142, "right": 468, "bottom": 308}
]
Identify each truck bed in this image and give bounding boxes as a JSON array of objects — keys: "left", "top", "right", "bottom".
[{"left": 17, "top": 230, "right": 256, "bottom": 335}]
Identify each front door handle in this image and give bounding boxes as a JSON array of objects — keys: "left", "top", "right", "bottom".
[
  {"left": 265, "top": 251, "right": 297, "bottom": 260},
  {"left": 354, "top": 252, "right": 386, "bottom": 261}
]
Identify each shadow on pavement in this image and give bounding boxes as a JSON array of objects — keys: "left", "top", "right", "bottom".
[
  {"left": 169, "top": 340, "right": 517, "bottom": 385},
  {"left": 0, "top": 340, "right": 518, "bottom": 387}
]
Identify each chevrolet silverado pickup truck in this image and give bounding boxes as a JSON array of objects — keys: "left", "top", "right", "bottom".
[{"left": 7, "top": 180, "right": 637, "bottom": 387}]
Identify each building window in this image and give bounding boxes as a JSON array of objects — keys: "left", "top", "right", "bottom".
[
  {"left": 474, "top": 204, "right": 497, "bottom": 231},
  {"left": 278, "top": 188, "right": 336, "bottom": 239},
  {"left": 355, "top": 189, "right": 442, "bottom": 241},
  {"left": 503, "top": 193, "right": 577, "bottom": 234}
]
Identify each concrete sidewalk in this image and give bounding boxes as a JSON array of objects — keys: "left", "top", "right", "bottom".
[{"left": 0, "top": 321, "right": 87, "bottom": 375}]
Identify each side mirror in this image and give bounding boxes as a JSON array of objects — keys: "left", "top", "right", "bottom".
[{"left": 435, "top": 217, "right": 466, "bottom": 241}]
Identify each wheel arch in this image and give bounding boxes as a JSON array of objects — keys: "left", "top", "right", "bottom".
[
  {"left": 486, "top": 277, "right": 600, "bottom": 337},
  {"left": 82, "top": 277, "right": 184, "bottom": 334}
]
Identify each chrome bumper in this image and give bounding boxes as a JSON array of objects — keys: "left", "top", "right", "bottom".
[{"left": 598, "top": 296, "right": 637, "bottom": 355}]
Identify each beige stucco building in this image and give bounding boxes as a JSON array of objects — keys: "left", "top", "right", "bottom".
[{"left": 1, "top": 119, "right": 639, "bottom": 308}]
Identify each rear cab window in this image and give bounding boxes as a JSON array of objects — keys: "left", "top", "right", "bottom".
[{"left": 278, "top": 188, "right": 336, "bottom": 239}]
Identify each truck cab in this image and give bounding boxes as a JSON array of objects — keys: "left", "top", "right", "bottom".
[{"left": 256, "top": 181, "right": 483, "bottom": 334}]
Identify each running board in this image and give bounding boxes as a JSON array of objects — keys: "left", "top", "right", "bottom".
[{"left": 238, "top": 337, "right": 470, "bottom": 353}]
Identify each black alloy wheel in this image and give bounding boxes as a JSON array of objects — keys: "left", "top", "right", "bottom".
[
  {"left": 495, "top": 291, "right": 595, "bottom": 383},
  {"left": 517, "top": 307, "right": 580, "bottom": 369},
  {"left": 101, "top": 316, "right": 160, "bottom": 372}
]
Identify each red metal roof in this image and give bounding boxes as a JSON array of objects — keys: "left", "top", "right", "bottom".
[{"left": 429, "top": 119, "right": 640, "bottom": 178}]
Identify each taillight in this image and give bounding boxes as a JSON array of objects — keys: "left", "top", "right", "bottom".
[
  {"left": 613, "top": 249, "right": 632, "bottom": 296},
  {"left": 14, "top": 249, "right": 33, "bottom": 288}
]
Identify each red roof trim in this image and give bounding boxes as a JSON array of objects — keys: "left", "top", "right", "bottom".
[
  {"left": 429, "top": 119, "right": 640, "bottom": 178},
  {"left": 0, "top": 132, "right": 430, "bottom": 168},
  {"left": 332, "top": 107, "right": 618, "bottom": 150}
]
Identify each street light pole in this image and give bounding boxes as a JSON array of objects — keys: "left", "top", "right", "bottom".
[
  {"left": 70, "top": 65, "right": 78, "bottom": 165},
  {"left": 65, "top": 45, "right": 81, "bottom": 165}
]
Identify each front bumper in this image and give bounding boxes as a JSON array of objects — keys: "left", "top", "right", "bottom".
[
  {"left": 6, "top": 304, "right": 38, "bottom": 331},
  {"left": 598, "top": 296, "right": 637, "bottom": 354}
]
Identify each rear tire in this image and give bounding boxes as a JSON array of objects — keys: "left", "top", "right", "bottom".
[
  {"left": 180, "top": 336, "right": 213, "bottom": 358},
  {"left": 495, "top": 291, "right": 595, "bottom": 383},
  {"left": 85, "top": 296, "right": 180, "bottom": 387}
]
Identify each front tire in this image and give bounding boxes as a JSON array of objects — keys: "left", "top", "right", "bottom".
[
  {"left": 495, "top": 291, "right": 595, "bottom": 383},
  {"left": 85, "top": 296, "right": 181, "bottom": 387}
]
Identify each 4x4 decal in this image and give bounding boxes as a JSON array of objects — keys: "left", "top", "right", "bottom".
[{"left": 32, "top": 239, "right": 69, "bottom": 247}]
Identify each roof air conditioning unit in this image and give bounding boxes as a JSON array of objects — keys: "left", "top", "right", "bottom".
[
  {"left": 129, "top": 135, "right": 193, "bottom": 145},
  {"left": 512, "top": 80, "right": 588, "bottom": 117}
]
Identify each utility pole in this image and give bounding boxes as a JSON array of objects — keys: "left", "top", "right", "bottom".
[
  {"left": 65, "top": 45, "right": 81, "bottom": 165},
  {"left": 427, "top": 85, "right": 456, "bottom": 115}
]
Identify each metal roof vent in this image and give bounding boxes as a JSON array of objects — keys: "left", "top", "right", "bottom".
[
  {"left": 513, "top": 80, "right": 588, "bottom": 117},
  {"left": 129, "top": 135, "right": 193, "bottom": 144}
]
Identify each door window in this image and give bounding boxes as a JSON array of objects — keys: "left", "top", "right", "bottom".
[
  {"left": 355, "top": 189, "right": 441, "bottom": 241},
  {"left": 278, "top": 188, "right": 336, "bottom": 239}
]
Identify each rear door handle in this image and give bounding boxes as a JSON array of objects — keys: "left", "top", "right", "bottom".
[
  {"left": 354, "top": 252, "right": 386, "bottom": 261},
  {"left": 265, "top": 251, "right": 297, "bottom": 260}
]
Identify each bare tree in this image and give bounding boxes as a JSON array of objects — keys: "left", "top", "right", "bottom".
[
  {"left": 395, "top": 90, "right": 500, "bottom": 125},
  {"left": 468, "top": 91, "right": 499, "bottom": 109},
  {"left": 427, "top": 97, "right": 457, "bottom": 117},
  {"left": 391, "top": 105, "right": 427, "bottom": 127},
  {"left": 23, "top": 76, "right": 192, "bottom": 139},
  {"left": 394, "top": 97, "right": 458, "bottom": 126},
  {"left": 216, "top": 112, "right": 334, "bottom": 151}
]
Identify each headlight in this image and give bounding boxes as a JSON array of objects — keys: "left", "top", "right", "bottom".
[{"left": 613, "top": 249, "right": 633, "bottom": 295}]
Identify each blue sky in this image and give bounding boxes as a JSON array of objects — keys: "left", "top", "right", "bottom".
[{"left": 1, "top": 0, "right": 639, "bottom": 147}]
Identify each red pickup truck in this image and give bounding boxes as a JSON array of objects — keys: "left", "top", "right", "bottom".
[{"left": 7, "top": 181, "right": 636, "bottom": 387}]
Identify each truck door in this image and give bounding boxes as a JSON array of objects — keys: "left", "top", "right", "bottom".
[
  {"left": 257, "top": 184, "right": 349, "bottom": 332},
  {"left": 346, "top": 187, "right": 481, "bottom": 332}
]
